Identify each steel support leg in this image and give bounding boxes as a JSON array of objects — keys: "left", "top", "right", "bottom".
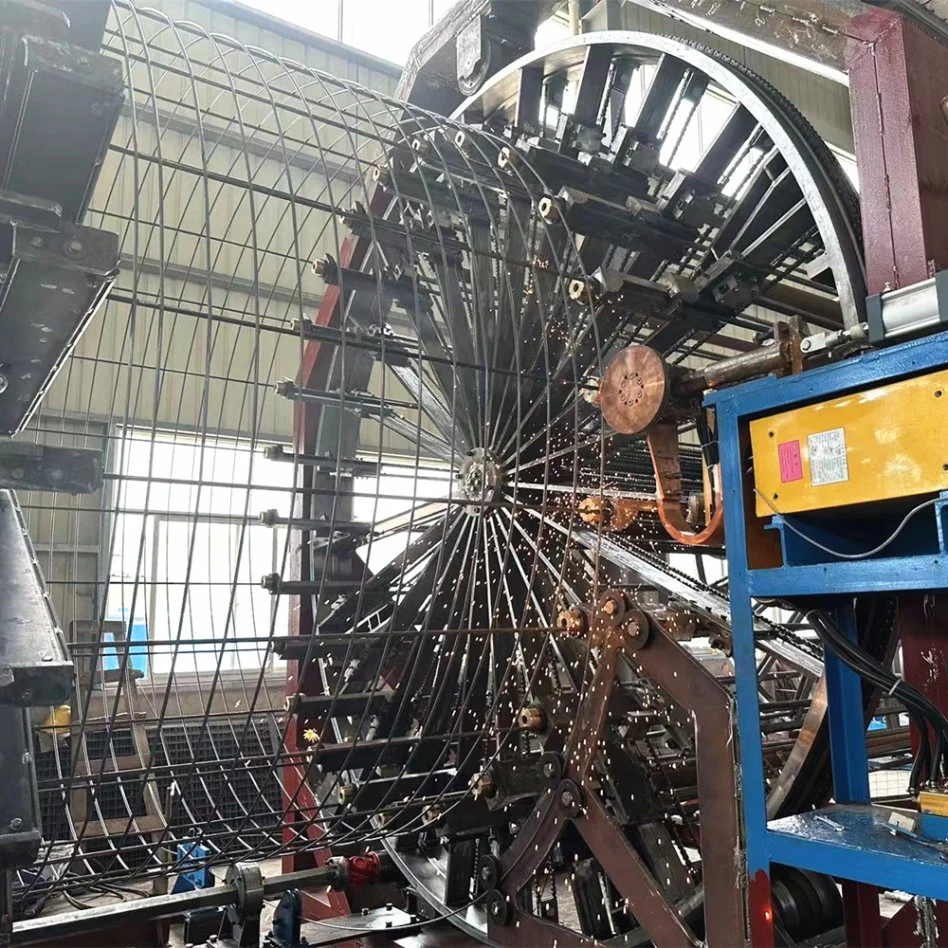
[{"left": 825, "top": 606, "right": 882, "bottom": 946}]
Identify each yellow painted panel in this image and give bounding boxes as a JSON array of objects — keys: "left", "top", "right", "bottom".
[
  {"left": 920, "top": 790, "right": 948, "bottom": 817},
  {"left": 749, "top": 368, "right": 948, "bottom": 516}
]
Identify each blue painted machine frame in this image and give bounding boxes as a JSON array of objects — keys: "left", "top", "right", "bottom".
[{"left": 706, "top": 328, "right": 948, "bottom": 943}]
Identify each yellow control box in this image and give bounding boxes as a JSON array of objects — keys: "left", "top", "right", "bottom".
[{"left": 750, "top": 367, "right": 948, "bottom": 516}]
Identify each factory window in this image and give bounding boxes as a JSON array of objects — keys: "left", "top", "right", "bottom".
[
  {"left": 235, "top": 0, "right": 342, "bottom": 40},
  {"left": 105, "top": 433, "right": 451, "bottom": 676},
  {"left": 352, "top": 461, "right": 452, "bottom": 573},
  {"left": 105, "top": 428, "right": 292, "bottom": 677},
  {"left": 237, "top": 0, "right": 570, "bottom": 66}
]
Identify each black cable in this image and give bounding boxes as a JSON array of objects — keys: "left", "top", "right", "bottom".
[{"left": 808, "top": 610, "right": 948, "bottom": 792}]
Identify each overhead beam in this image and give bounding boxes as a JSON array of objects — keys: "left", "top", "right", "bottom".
[{"left": 613, "top": 0, "right": 948, "bottom": 88}]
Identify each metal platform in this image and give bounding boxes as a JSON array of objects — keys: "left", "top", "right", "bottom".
[{"left": 768, "top": 805, "right": 948, "bottom": 901}]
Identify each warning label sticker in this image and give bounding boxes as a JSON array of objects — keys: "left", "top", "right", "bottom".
[
  {"left": 777, "top": 440, "right": 803, "bottom": 483},
  {"left": 807, "top": 428, "right": 849, "bottom": 486}
]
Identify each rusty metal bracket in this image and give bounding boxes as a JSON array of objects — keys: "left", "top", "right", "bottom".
[
  {"left": 494, "top": 591, "right": 744, "bottom": 946},
  {"left": 647, "top": 420, "right": 725, "bottom": 546},
  {"left": 614, "top": 597, "right": 745, "bottom": 946}
]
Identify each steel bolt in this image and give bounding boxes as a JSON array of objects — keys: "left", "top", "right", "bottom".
[
  {"left": 42, "top": 655, "right": 53, "bottom": 662},
  {"left": 538, "top": 196, "right": 559, "bottom": 224},
  {"left": 557, "top": 606, "right": 586, "bottom": 636},
  {"left": 559, "top": 789, "right": 576, "bottom": 809},
  {"left": 498, "top": 146, "right": 519, "bottom": 172},
  {"left": 518, "top": 706, "right": 546, "bottom": 732},
  {"left": 603, "top": 597, "right": 618, "bottom": 616},
  {"left": 542, "top": 760, "right": 556, "bottom": 779},
  {"left": 9, "top": 818, "right": 22, "bottom": 831},
  {"left": 29, "top": 236, "right": 45, "bottom": 248}
]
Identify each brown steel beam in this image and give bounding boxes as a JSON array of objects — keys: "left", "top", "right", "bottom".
[
  {"left": 575, "top": 793, "right": 699, "bottom": 946},
  {"left": 849, "top": 10, "right": 948, "bottom": 293},
  {"left": 494, "top": 597, "right": 744, "bottom": 947},
  {"left": 613, "top": 603, "right": 745, "bottom": 948},
  {"left": 619, "top": 0, "right": 948, "bottom": 88}
]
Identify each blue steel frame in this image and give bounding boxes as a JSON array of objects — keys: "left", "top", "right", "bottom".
[{"left": 706, "top": 328, "right": 948, "bottom": 945}]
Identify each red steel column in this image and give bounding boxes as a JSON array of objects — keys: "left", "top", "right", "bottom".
[{"left": 848, "top": 11, "right": 948, "bottom": 293}]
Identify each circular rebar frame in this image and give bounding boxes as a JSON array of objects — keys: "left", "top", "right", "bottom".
[{"left": 15, "top": 4, "right": 907, "bottom": 942}]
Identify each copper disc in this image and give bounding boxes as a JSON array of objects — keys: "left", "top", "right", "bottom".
[{"left": 599, "top": 345, "right": 669, "bottom": 435}]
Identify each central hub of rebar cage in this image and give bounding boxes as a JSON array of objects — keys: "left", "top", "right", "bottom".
[{"left": 457, "top": 448, "right": 505, "bottom": 511}]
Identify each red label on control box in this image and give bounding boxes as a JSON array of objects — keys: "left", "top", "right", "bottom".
[{"left": 777, "top": 440, "right": 803, "bottom": 482}]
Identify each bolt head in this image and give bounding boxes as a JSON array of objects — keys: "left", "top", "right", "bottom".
[
  {"left": 538, "top": 196, "right": 558, "bottom": 224},
  {"left": 9, "top": 818, "right": 22, "bottom": 830},
  {"left": 603, "top": 598, "right": 617, "bottom": 615}
]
